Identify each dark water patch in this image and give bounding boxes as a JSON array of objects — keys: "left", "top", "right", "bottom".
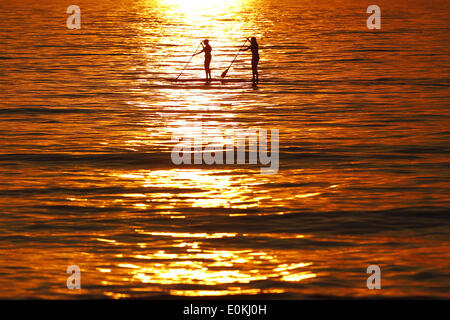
[
  {"left": 199, "top": 236, "right": 358, "bottom": 250},
  {"left": 0, "top": 186, "right": 204, "bottom": 197},
  {"left": 179, "top": 207, "right": 450, "bottom": 236},
  {"left": 0, "top": 152, "right": 172, "bottom": 168},
  {"left": 0, "top": 107, "right": 96, "bottom": 114}
]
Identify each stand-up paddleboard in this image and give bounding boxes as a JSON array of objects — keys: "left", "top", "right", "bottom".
[{"left": 168, "top": 78, "right": 257, "bottom": 83}]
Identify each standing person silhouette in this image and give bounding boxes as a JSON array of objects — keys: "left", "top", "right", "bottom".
[
  {"left": 194, "top": 39, "right": 212, "bottom": 81},
  {"left": 244, "top": 37, "right": 259, "bottom": 83}
]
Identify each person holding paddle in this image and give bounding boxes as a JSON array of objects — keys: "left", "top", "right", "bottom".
[
  {"left": 194, "top": 39, "right": 212, "bottom": 81},
  {"left": 243, "top": 37, "right": 259, "bottom": 83}
]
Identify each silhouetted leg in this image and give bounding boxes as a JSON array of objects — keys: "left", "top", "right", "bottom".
[
  {"left": 255, "top": 58, "right": 259, "bottom": 83},
  {"left": 205, "top": 59, "right": 212, "bottom": 81},
  {"left": 252, "top": 59, "right": 258, "bottom": 83}
]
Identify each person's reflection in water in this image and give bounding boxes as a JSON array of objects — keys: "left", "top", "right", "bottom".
[
  {"left": 244, "top": 37, "right": 259, "bottom": 84},
  {"left": 194, "top": 39, "right": 212, "bottom": 82}
]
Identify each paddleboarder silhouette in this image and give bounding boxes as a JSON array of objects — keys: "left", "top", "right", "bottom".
[
  {"left": 194, "top": 39, "right": 212, "bottom": 81},
  {"left": 244, "top": 37, "right": 259, "bottom": 83}
]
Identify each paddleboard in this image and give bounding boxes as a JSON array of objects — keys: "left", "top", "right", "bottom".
[{"left": 168, "top": 78, "right": 257, "bottom": 83}]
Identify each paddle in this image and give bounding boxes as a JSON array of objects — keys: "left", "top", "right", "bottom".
[
  {"left": 176, "top": 42, "right": 202, "bottom": 81},
  {"left": 221, "top": 39, "right": 248, "bottom": 79}
]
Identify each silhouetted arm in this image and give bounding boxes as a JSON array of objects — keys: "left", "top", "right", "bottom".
[{"left": 193, "top": 48, "right": 205, "bottom": 56}]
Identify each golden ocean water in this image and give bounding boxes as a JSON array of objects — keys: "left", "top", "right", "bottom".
[{"left": 0, "top": 0, "right": 449, "bottom": 298}]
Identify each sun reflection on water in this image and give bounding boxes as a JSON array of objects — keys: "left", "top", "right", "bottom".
[
  {"left": 111, "top": 229, "right": 316, "bottom": 296},
  {"left": 112, "top": 169, "right": 273, "bottom": 211}
]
